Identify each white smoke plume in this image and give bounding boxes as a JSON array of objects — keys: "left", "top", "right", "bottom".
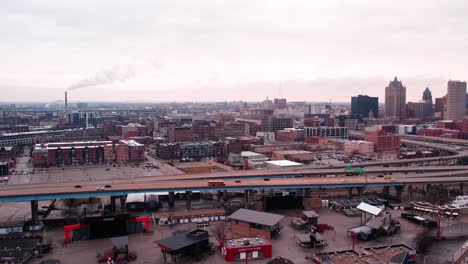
[{"left": 68, "top": 65, "right": 135, "bottom": 91}]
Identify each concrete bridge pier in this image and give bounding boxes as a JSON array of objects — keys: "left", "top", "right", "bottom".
[
  {"left": 408, "top": 185, "right": 413, "bottom": 200},
  {"left": 348, "top": 187, "right": 353, "bottom": 198},
  {"left": 460, "top": 183, "right": 465, "bottom": 194},
  {"left": 395, "top": 186, "right": 404, "bottom": 202},
  {"left": 244, "top": 190, "right": 249, "bottom": 208},
  {"left": 110, "top": 196, "right": 117, "bottom": 212},
  {"left": 303, "top": 188, "right": 312, "bottom": 198},
  {"left": 119, "top": 195, "right": 127, "bottom": 211},
  {"left": 356, "top": 187, "right": 365, "bottom": 197},
  {"left": 426, "top": 184, "right": 432, "bottom": 201},
  {"left": 168, "top": 192, "right": 175, "bottom": 208},
  {"left": 185, "top": 191, "right": 192, "bottom": 211},
  {"left": 244, "top": 189, "right": 254, "bottom": 208},
  {"left": 383, "top": 186, "right": 390, "bottom": 200},
  {"left": 31, "top": 200, "right": 39, "bottom": 225}
]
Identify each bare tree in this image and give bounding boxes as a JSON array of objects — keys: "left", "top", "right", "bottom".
[{"left": 210, "top": 221, "right": 230, "bottom": 244}]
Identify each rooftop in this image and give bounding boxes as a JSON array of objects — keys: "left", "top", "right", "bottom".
[
  {"left": 229, "top": 209, "right": 284, "bottom": 227},
  {"left": 223, "top": 237, "right": 271, "bottom": 249},
  {"left": 154, "top": 229, "right": 208, "bottom": 252},
  {"left": 302, "top": 210, "right": 319, "bottom": 218},
  {"left": 272, "top": 150, "right": 313, "bottom": 155},
  {"left": 357, "top": 202, "right": 383, "bottom": 216},
  {"left": 266, "top": 160, "right": 303, "bottom": 167},
  {"left": 240, "top": 151, "right": 265, "bottom": 158}
]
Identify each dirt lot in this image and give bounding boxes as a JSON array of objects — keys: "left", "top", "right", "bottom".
[{"left": 22, "top": 207, "right": 466, "bottom": 264}]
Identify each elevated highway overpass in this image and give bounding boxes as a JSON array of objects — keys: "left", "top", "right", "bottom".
[{"left": 0, "top": 170, "right": 467, "bottom": 203}]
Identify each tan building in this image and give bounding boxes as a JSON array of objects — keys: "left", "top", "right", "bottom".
[
  {"left": 385, "top": 77, "right": 406, "bottom": 120},
  {"left": 344, "top": 140, "right": 375, "bottom": 155},
  {"left": 445, "top": 80, "right": 467, "bottom": 120}
]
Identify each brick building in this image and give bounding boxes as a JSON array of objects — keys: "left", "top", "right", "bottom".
[
  {"left": 32, "top": 140, "right": 144, "bottom": 166},
  {"left": 168, "top": 127, "right": 193, "bottom": 142},
  {"left": 156, "top": 141, "right": 223, "bottom": 160},
  {"left": 304, "top": 118, "right": 320, "bottom": 127},
  {"left": 261, "top": 116, "right": 293, "bottom": 132},
  {"left": 344, "top": 140, "right": 375, "bottom": 155},
  {"left": 193, "top": 124, "right": 216, "bottom": 141},
  {"left": 305, "top": 136, "right": 328, "bottom": 145},
  {"left": 275, "top": 128, "right": 304, "bottom": 142},
  {"left": 364, "top": 131, "right": 400, "bottom": 153},
  {"left": 271, "top": 150, "right": 314, "bottom": 163},
  {"left": 229, "top": 209, "right": 284, "bottom": 239}
]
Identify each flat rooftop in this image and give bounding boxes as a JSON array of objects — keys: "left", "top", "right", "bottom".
[
  {"left": 241, "top": 151, "right": 265, "bottom": 157},
  {"left": 266, "top": 160, "right": 303, "bottom": 167},
  {"left": 272, "top": 150, "right": 313, "bottom": 155},
  {"left": 224, "top": 237, "right": 271, "bottom": 249}
]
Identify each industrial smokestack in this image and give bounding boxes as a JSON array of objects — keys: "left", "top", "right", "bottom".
[{"left": 65, "top": 91, "right": 68, "bottom": 114}]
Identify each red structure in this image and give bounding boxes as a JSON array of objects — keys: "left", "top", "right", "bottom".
[
  {"left": 168, "top": 127, "right": 194, "bottom": 142},
  {"left": 220, "top": 237, "right": 272, "bottom": 262},
  {"left": 417, "top": 128, "right": 460, "bottom": 138},
  {"left": 364, "top": 130, "right": 400, "bottom": 152},
  {"left": 275, "top": 130, "right": 297, "bottom": 142},
  {"left": 64, "top": 223, "right": 89, "bottom": 243},
  {"left": 128, "top": 216, "right": 151, "bottom": 233}
]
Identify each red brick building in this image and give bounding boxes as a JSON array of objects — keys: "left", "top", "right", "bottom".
[
  {"left": 168, "top": 127, "right": 193, "bottom": 142},
  {"left": 304, "top": 118, "right": 320, "bottom": 127},
  {"left": 275, "top": 129, "right": 304, "bottom": 142},
  {"left": 32, "top": 140, "right": 144, "bottom": 166},
  {"left": 364, "top": 130, "right": 400, "bottom": 153},
  {"left": 305, "top": 136, "right": 328, "bottom": 145}
]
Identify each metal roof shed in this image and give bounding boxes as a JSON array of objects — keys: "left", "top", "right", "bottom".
[
  {"left": 357, "top": 202, "right": 382, "bottom": 216},
  {"left": 229, "top": 209, "right": 284, "bottom": 227}
]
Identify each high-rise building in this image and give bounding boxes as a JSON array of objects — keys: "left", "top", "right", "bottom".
[
  {"left": 273, "top": 98, "right": 287, "bottom": 110},
  {"left": 406, "top": 101, "right": 432, "bottom": 119},
  {"left": 261, "top": 97, "right": 274, "bottom": 110},
  {"left": 434, "top": 97, "right": 443, "bottom": 113},
  {"left": 261, "top": 116, "right": 293, "bottom": 132},
  {"left": 445, "top": 80, "right": 467, "bottom": 120},
  {"left": 351, "top": 95, "right": 379, "bottom": 118},
  {"left": 385, "top": 77, "right": 406, "bottom": 120},
  {"left": 422, "top": 87, "right": 432, "bottom": 103}
]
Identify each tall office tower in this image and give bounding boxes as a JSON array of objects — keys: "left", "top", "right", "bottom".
[
  {"left": 422, "top": 87, "right": 432, "bottom": 103},
  {"left": 445, "top": 80, "right": 467, "bottom": 120},
  {"left": 351, "top": 95, "right": 379, "bottom": 118},
  {"left": 273, "top": 98, "right": 287, "bottom": 110},
  {"left": 385, "top": 77, "right": 406, "bottom": 120}
]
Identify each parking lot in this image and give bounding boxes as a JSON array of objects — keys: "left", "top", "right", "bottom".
[{"left": 6, "top": 151, "right": 184, "bottom": 185}]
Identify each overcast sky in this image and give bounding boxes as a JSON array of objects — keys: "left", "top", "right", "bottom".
[{"left": 2, "top": 0, "right": 467, "bottom": 103}]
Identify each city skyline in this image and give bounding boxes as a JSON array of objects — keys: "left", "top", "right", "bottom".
[{"left": 2, "top": 0, "right": 468, "bottom": 102}]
